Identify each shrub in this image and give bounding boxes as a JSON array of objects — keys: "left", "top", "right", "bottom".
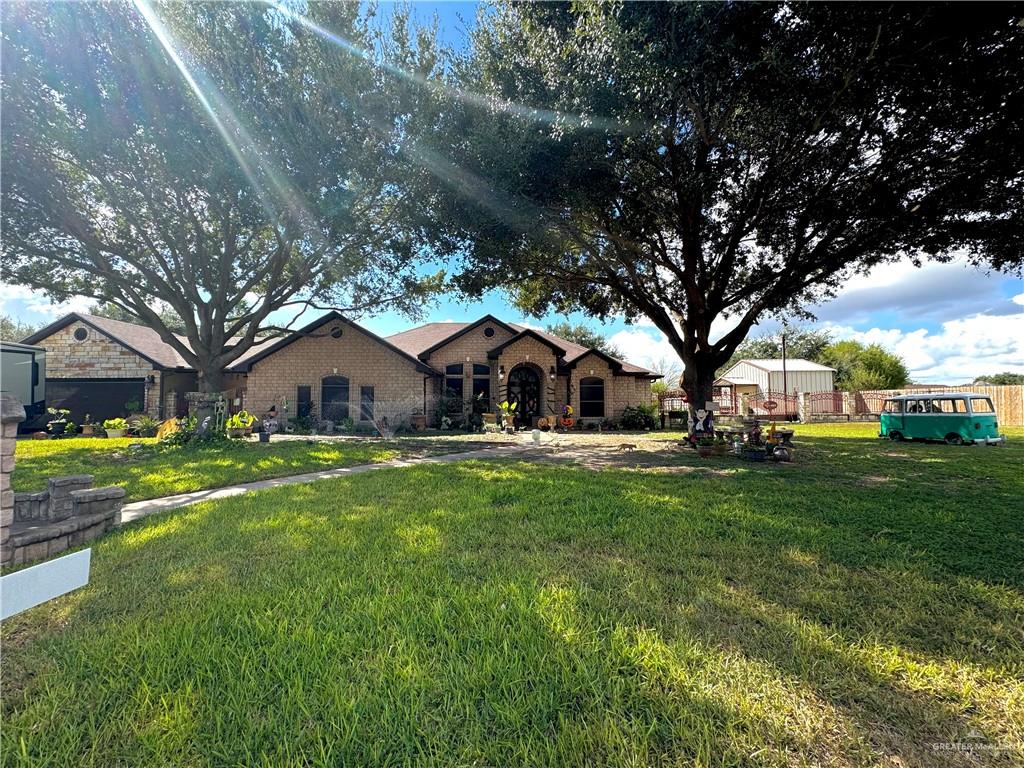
[
  {"left": 135, "top": 416, "right": 160, "bottom": 437},
  {"left": 621, "top": 404, "right": 658, "bottom": 430},
  {"left": 103, "top": 418, "right": 128, "bottom": 431}
]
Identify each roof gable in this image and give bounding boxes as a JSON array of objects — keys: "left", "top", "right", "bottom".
[
  {"left": 486, "top": 328, "right": 567, "bottom": 359},
  {"left": 729, "top": 358, "right": 836, "bottom": 374},
  {"left": 23, "top": 312, "right": 192, "bottom": 369},
  {"left": 228, "top": 312, "right": 438, "bottom": 375},
  {"left": 387, "top": 315, "right": 518, "bottom": 360}
]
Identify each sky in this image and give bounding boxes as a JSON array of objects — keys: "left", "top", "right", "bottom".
[{"left": 2, "top": 1, "right": 1021, "bottom": 384}]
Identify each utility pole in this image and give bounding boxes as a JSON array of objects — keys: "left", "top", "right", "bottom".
[{"left": 781, "top": 332, "right": 788, "bottom": 417}]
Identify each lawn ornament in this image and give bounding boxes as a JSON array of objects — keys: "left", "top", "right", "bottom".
[{"left": 560, "top": 404, "right": 575, "bottom": 429}]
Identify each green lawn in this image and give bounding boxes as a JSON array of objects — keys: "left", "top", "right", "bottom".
[
  {"left": 2, "top": 429, "right": 1022, "bottom": 766},
  {"left": 10, "top": 436, "right": 494, "bottom": 502}
]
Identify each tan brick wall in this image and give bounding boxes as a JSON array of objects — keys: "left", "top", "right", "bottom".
[
  {"left": 33, "top": 324, "right": 161, "bottom": 417},
  {"left": 243, "top": 323, "right": 431, "bottom": 427},
  {"left": 570, "top": 352, "right": 653, "bottom": 423},
  {"left": 424, "top": 323, "right": 516, "bottom": 419}
]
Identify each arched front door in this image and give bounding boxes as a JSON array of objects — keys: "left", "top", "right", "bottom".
[{"left": 507, "top": 365, "right": 540, "bottom": 425}]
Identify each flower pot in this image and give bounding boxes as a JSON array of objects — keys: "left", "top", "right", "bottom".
[
  {"left": 227, "top": 427, "right": 245, "bottom": 438},
  {"left": 81, "top": 426, "right": 95, "bottom": 437},
  {"left": 48, "top": 422, "right": 66, "bottom": 436},
  {"left": 259, "top": 432, "right": 270, "bottom": 443},
  {"left": 712, "top": 443, "right": 728, "bottom": 456},
  {"left": 697, "top": 444, "right": 714, "bottom": 458},
  {"left": 105, "top": 429, "right": 125, "bottom": 439},
  {"left": 410, "top": 414, "right": 427, "bottom": 432}
]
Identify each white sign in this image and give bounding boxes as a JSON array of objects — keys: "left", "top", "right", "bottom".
[
  {"left": 704, "top": 401, "right": 717, "bottom": 412},
  {"left": 1, "top": 549, "right": 91, "bottom": 620}
]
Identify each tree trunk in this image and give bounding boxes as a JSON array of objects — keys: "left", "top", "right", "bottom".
[{"left": 198, "top": 365, "right": 225, "bottom": 395}]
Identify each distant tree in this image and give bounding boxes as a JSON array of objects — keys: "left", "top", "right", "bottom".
[
  {"left": 1, "top": 2, "right": 443, "bottom": 392},
  {"left": 545, "top": 322, "right": 622, "bottom": 358},
  {"left": 720, "top": 328, "right": 833, "bottom": 375},
  {"left": 419, "top": 3, "right": 1023, "bottom": 416},
  {"left": 973, "top": 372, "right": 1024, "bottom": 385},
  {"left": 0, "top": 314, "right": 38, "bottom": 341},
  {"left": 820, "top": 340, "right": 909, "bottom": 390},
  {"left": 648, "top": 355, "right": 684, "bottom": 390}
]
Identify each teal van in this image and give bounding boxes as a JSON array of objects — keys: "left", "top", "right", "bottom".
[{"left": 879, "top": 393, "right": 1006, "bottom": 445}]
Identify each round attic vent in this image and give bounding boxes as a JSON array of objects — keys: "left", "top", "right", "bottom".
[
  {"left": 73, "top": 326, "right": 89, "bottom": 342},
  {"left": 483, "top": 327, "right": 495, "bottom": 338},
  {"left": 330, "top": 327, "right": 343, "bottom": 339}
]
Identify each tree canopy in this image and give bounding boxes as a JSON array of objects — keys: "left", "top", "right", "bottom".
[
  {"left": 819, "top": 340, "right": 909, "bottom": 390},
  {"left": 0, "top": 314, "right": 39, "bottom": 342},
  {"left": 544, "top": 322, "right": 622, "bottom": 358},
  {"left": 973, "top": 372, "right": 1024, "bottom": 386},
  {"left": 1, "top": 1, "right": 444, "bottom": 390},
  {"left": 415, "top": 2, "right": 1023, "bottom": 408}
]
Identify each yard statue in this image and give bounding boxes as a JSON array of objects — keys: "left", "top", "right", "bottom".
[{"left": 689, "top": 407, "right": 713, "bottom": 436}]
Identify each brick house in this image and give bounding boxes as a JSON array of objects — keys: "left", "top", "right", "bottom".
[{"left": 25, "top": 311, "right": 660, "bottom": 427}]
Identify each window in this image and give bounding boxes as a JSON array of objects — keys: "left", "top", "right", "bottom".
[
  {"left": 930, "top": 398, "right": 967, "bottom": 414},
  {"left": 882, "top": 400, "right": 902, "bottom": 414},
  {"left": 579, "top": 376, "right": 604, "bottom": 418},
  {"left": 484, "top": 327, "right": 495, "bottom": 338},
  {"left": 321, "top": 376, "right": 349, "bottom": 421},
  {"left": 970, "top": 397, "right": 994, "bottom": 413},
  {"left": 330, "top": 326, "right": 343, "bottom": 339},
  {"left": 471, "top": 364, "right": 490, "bottom": 409},
  {"left": 73, "top": 327, "right": 89, "bottom": 342},
  {"left": 360, "top": 386, "right": 374, "bottom": 421},
  {"left": 296, "top": 386, "right": 312, "bottom": 419},
  {"left": 444, "top": 364, "right": 465, "bottom": 412}
]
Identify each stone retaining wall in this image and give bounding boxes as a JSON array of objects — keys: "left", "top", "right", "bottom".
[{"left": 1, "top": 396, "right": 126, "bottom": 569}]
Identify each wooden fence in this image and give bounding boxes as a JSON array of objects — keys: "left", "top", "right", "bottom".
[{"left": 851, "top": 385, "right": 1024, "bottom": 426}]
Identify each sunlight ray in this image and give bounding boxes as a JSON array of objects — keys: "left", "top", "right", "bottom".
[{"left": 268, "top": 2, "right": 640, "bottom": 135}]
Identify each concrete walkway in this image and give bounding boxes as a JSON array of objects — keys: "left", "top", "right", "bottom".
[{"left": 119, "top": 444, "right": 533, "bottom": 526}]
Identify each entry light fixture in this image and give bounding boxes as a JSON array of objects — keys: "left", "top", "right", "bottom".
[
  {"left": 145, "top": 374, "right": 156, "bottom": 385},
  {"left": 548, "top": 366, "right": 556, "bottom": 381},
  {"left": 498, "top": 365, "right": 506, "bottom": 380}
]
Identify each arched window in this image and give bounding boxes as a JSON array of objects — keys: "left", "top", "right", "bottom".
[
  {"left": 321, "top": 375, "right": 349, "bottom": 421},
  {"left": 579, "top": 377, "right": 604, "bottom": 418}
]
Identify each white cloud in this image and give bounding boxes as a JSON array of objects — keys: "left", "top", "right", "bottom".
[
  {"left": 0, "top": 283, "right": 93, "bottom": 317},
  {"left": 826, "top": 307, "right": 1024, "bottom": 383}
]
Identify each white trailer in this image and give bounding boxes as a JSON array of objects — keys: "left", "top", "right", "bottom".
[{"left": 0, "top": 341, "right": 46, "bottom": 422}]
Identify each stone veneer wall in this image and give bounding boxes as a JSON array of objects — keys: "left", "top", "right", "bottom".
[
  {"left": 32, "top": 322, "right": 162, "bottom": 417},
  {"left": 1, "top": 394, "right": 22, "bottom": 569},
  {"left": 242, "top": 323, "right": 432, "bottom": 427}
]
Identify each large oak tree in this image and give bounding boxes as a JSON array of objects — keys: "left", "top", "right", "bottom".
[
  {"left": 419, "top": 2, "right": 1023, "bottom": 410},
  {"left": 1, "top": 1, "right": 444, "bottom": 391}
]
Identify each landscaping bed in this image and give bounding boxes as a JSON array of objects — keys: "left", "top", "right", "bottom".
[{"left": 2, "top": 429, "right": 1021, "bottom": 766}]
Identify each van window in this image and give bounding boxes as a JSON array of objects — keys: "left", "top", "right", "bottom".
[
  {"left": 882, "top": 400, "right": 902, "bottom": 413},
  {"left": 905, "top": 399, "right": 929, "bottom": 414},
  {"left": 970, "top": 397, "right": 994, "bottom": 413},
  {"left": 931, "top": 398, "right": 967, "bottom": 414}
]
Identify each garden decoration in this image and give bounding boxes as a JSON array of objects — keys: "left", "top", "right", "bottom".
[
  {"left": 560, "top": 404, "right": 575, "bottom": 429},
  {"left": 226, "top": 410, "right": 256, "bottom": 438},
  {"left": 81, "top": 414, "right": 94, "bottom": 437}
]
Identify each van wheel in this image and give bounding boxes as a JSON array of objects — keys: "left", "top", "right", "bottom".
[
  {"left": 945, "top": 433, "right": 965, "bottom": 446},
  {"left": 888, "top": 431, "right": 903, "bottom": 442}
]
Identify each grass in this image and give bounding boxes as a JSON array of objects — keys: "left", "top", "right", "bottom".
[
  {"left": 2, "top": 427, "right": 1022, "bottom": 766},
  {"left": 10, "top": 435, "right": 499, "bottom": 502}
]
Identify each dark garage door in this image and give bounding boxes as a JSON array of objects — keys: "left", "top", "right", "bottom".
[{"left": 46, "top": 378, "right": 145, "bottom": 423}]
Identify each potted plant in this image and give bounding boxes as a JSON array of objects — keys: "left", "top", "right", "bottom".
[
  {"left": 696, "top": 435, "right": 715, "bottom": 458},
  {"left": 46, "top": 407, "right": 71, "bottom": 436},
  {"left": 713, "top": 436, "right": 729, "bottom": 456},
  {"left": 81, "top": 414, "right": 95, "bottom": 437},
  {"left": 497, "top": 400, "right": 517, "bottom": 433},
  {"left": 103, "top": 417, "right": 128, "bottom": 438},
  {"left": 135, "top": 415, "right": 160, "bottom": 437},
  {"left": 410, "top": 410, "right": 427, "bottom": 432},
  {"left": 64, "top": 420, "right": 77, "bottom": 436},
  {"left": 225, "top": 410, "right": 256, "bottom": 438}
]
